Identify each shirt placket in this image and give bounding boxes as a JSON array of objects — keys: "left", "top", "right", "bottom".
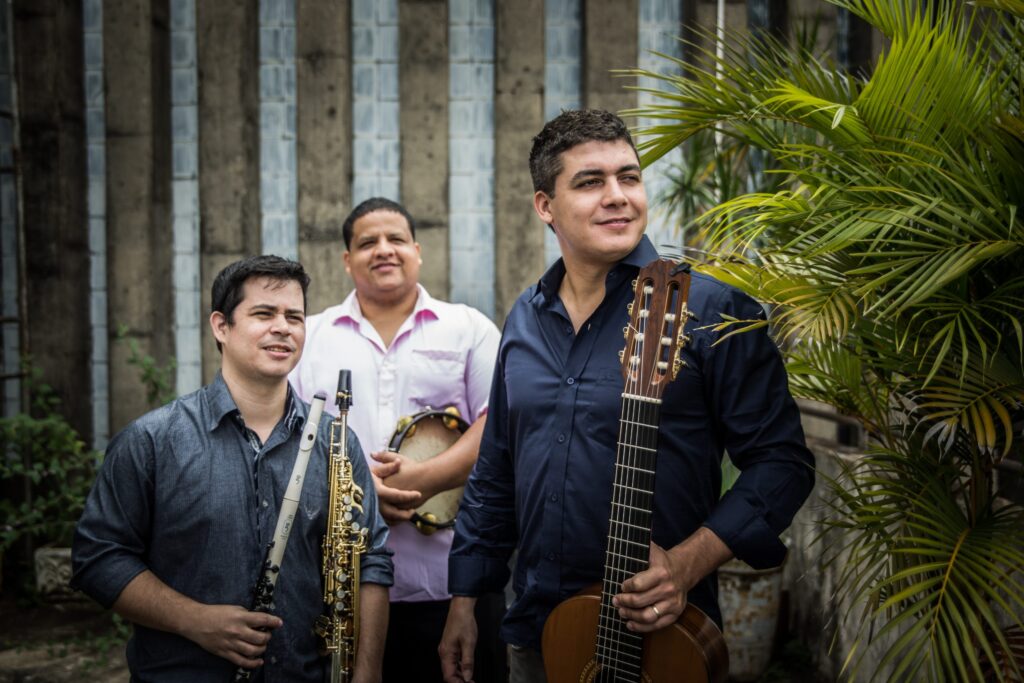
[{"left": 538, "top": 304, "right": 602, "bottom": 602}]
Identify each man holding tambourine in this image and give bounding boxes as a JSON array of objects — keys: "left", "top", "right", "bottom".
[{"left": 290, "top": 198, "right": 503, "bottom": 683}]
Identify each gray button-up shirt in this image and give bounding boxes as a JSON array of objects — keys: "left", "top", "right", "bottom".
[{"left": 72, "top": 373, "right": 393, "bottom": 682}]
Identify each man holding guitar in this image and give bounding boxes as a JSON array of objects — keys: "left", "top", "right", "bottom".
[
  {"left": 440, "top": 110, "right": 815, "bottom": 683},
  {"left": 291, "top": 198, "right": 503, "bottom": 683}
]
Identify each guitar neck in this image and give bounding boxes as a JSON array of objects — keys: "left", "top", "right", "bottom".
[{"left": 596, "top": 393, "right": 663, "bottom": 678}]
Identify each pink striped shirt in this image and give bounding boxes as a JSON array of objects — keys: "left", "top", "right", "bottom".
[{"left": 290, "top": 285, "right": 499, "bottom": 602}]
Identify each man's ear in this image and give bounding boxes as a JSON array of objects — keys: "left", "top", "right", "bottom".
[
  {"left": 343, "top": 250, "right": 351, "bottom": 275},
  {"left": 210, "top": 311, "right": 229, "bottom": 345},
  {"left": 534, "top": 190, "right": 554, "bottom": 225},
  {"left": 415, "top": 242, "right": 422, "bottom": 264}
]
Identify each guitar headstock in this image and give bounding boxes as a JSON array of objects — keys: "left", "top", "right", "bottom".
[{"left": 619, "top": 259, "right": 694, "bottom": 399}]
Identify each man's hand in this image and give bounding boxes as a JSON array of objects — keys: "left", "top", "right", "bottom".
[
  {"left": 113, "top": 571, "right": 286, "bottom": 669},
  {"left": 612, "top": 543, "right": 689, "bottom": 633},
  {"left": 613, "top": 528, "right": 734, "bottom": 633},
  {"left": 369, "top": 452, "right": 422, "bottom": 524},
  {"left": 180, "top": 604, "right": 282, "bottom": 669},
  {"left": 439, "top": 596, "right": 478, "bottom": 683}
]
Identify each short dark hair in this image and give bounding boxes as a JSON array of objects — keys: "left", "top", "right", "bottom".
[
  {"left": 529, "top": 109, "right": 638, "bottom": 197},
  {"left": 211, "top": 255, "right": 310, "bottom": 351},
  {"left": 342, "top": 197, "right": 416, "bottom": 250}
]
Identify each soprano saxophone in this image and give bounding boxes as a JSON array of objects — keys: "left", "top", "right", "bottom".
[{"left": 314, "top": 370, "right": 368, "bottom": 683}]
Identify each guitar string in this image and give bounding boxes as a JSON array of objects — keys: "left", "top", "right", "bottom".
[
  {"left": 603, "top": 289, "right": 637, "bottom": 679},
  {"left": 601, "top": 283, "right": 640, "bottom": 680},
  {"left": 609, "top": 281, "right": 653, "bottom": 681}
]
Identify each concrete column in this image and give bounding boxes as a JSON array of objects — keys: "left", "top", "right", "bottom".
[
  {"left": 493, "top": 0, "right": 544, "bottom": 320},
  {"left": 789, "top": 0, "right": 837, "bottom": 54},
  {"left": 748, "top": 0, "right": 787, "bottom": 41},
  {"left": 836, "top": 7, "right": 874, "bottom": 77},
  {"left": 13, "top": 1, "right": 91, "bottom": 437},
  {"left": 695, "top": 0, "right": 749, "bottom": 61},
  {"left": 196, "top": 0, "right": 260, "bottom": 382},
  {"left": 582, "top": 0, "right": 638, "bottom": 115},
  {"left": 399, "top": 0, "right": 448, "bottom": 298},
  {"left": 296, "top": 0, "right": 351, "bottom": 314},
  {"left": 103, "top": 0, "right": 174, "bottom": 433}
]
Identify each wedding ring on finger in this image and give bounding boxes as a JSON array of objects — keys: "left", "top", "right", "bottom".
[{"left": 651, "top": 605, "right": 661, "bottom": 618}]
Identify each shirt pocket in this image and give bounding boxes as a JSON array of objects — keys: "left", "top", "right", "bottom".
[{"left": 406, "top": 348, "right": 468, "bottom": 411}]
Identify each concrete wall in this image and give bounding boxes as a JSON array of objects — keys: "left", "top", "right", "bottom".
[
  {"left": 6, "top": 0, "right": 856, "bottom": 442},
  {"left": 12, "top": 0, "right": 91, "bottom": 438}
]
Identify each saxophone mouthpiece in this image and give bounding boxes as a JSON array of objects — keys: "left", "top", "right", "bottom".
[{"left": 336, "top": 370, "right": 352, "bottom": 411}]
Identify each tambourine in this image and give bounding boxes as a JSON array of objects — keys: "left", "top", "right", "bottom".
[{"left": 387, "top": 407, "right": 469, "bottom": 535}]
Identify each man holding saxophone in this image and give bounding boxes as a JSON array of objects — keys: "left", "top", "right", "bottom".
[{"left": 72, "top": 255, "right": 393, "bottom": 682}]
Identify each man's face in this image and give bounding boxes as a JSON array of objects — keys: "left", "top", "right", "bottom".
[
  {"left": 534, "top": 139, "right": 647, "bottom": 269},
  {"left": 344, "top": 210, "right": 421, "bottom": 304},
  {"left": 211, "top": 277, "right": 306, "bottom": 383}
]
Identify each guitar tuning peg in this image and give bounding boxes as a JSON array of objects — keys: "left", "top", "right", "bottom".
[
  {"left": 677, "top": 332, "right": 692, "bottom": 347},
  {"left": 626, "top": 302, "right": 633, "bottom": 315},
  {"left": 623, "top": 326, "right": 629, "bottom": 340},
  {"left": 631, "top": 278, "right": 638, "bottom": 289},
  {"left": 618, "top": 349, "right": 625, "bottom": 362},
  {"left": 672, "top": 352, "right": 687, "bottom": 379}
]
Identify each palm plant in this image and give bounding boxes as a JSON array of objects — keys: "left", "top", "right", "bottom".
[{"left": 625, "top": 1, "right": 1024, "bottom": 681}]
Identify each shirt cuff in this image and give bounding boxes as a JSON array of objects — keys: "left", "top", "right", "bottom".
[
  {"left": 359, "top": 551, "right": 395, "bottom": 587},
  {"left": 70, "top": 554, "right": 149, "bottom": 609},
  {"left": 448, "top": 555, "right": 510, "bottom": 596},
  {"left": 704, "top": 493, "right": 787, "bottom": 570}
]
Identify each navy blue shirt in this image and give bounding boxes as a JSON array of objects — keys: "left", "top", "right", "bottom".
[
  {"left": 72, "top": 373, "right": 393, "bottom": 682},
  {"left": 449, "top": 236, "right": 814, "bottom": 649}
]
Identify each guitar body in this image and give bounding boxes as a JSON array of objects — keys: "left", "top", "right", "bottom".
[{"left": 542, "top": 584, "right": 729, "bottom": 683}]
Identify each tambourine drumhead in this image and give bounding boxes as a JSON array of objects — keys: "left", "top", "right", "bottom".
[{"left": 388, "top": 409, "right": 469, "bottom": 533}]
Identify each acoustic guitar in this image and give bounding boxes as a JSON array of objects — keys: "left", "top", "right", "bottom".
[{"left": 542, "top": 259, "right": 729, "bottom": 683}]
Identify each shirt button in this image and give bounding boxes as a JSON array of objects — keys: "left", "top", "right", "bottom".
[
  {"left": 270, "top": 656, "right": 277, "bottom": 664},
  {"left": 566, "top": 377, "right": 575, "bottom": 385},
  {"left": 547, "top": 552, "right": 556, "bottom": 561},
  {"left": 550, "top": 493, "right": 558, "bottom": 502},
  {"left": 557, "top": 434, "right": 565, "bottom": 443},
  {"left": 262, "top": 499, "right": 269, "bottom": 508}
]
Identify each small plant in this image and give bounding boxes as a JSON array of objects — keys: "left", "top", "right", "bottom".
[
  {"left": 0, "top": 363, "right": 100, "bottom": 553},
  {"left": 116, "top": 324, "right": 177, "bottom": 408}
]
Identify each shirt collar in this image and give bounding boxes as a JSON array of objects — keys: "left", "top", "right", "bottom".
[
  {"left": 206, "top": 371, "right": 305, "bottom": 433},
  {"left": 536, "top": 235, "right": 660, "bottom": 302},
  {"left": 332, "top": 284, "right": 439, "bottom": 326}
]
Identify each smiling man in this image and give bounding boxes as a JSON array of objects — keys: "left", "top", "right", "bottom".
[
  {"left": 290, "top": 199, "right": 503, "bottom": 683},
  {"left": 440, "top": 109, "right": 815, "bottom": 683},
  {"left": 72, "top": 255, "right": 393, "bottom": 682}
]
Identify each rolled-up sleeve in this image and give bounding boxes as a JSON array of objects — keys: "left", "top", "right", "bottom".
[
  {"left": 347, "top": 430, "right": 394, "bottom": 586},
  {"left": 701, "top": 289, "right": 815, "bottom": 569},
  {"left": 71, "top": 422, "right": 155, "bottom": 608}
]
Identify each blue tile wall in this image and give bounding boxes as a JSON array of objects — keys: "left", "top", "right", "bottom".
[
  {"left": 543, "top": 0, "right": 581, "bottom": 267},
  {"left": 260, "top": 0, "right": 298, "bottom": 260},
  {"left": 638, "top": 0, "right": 684, "bottom": 255},
  {"left": 352, "top": 0, "right": 400, "bottom": 204},
  {"left": 171, "top": 0, "right": 202, "bottom": 396},
  {"left": 448, "top": 0, "right": 495, "bottom": 317}
]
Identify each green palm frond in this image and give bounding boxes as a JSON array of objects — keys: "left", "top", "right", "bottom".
[
  {"left": 824, "top": 449, "right": 1024, "bottom": 682},
  {"left": 627, "top": 2, "right": 1024, "bottom": 678}
]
